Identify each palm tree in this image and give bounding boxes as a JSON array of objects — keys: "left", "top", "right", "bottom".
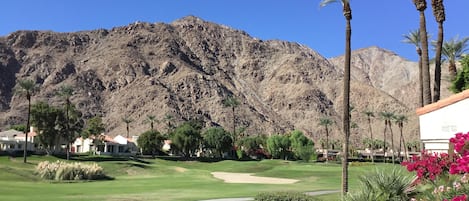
[
  {"left": 144, "top": 115, "right": 158, "bottom": 131},
  {"left": 440, "top": 36, "right": 469, "bottom": 78},
  {"left": 319, "top": 117, "right": 333, "bottom": 150},
  {"left": 320, "top": 0, "right": 352, "bottom": 195},
  {"left": 122, "top": 116, "right": 133, "bottom": 138},
  {"left": 403, "top": 29, "right": 424, "bottom": 107},
  {"left": 380, "top": 112, "right": 394, "bottom": 163},
  {"left": 363, "top": 111, "right": 375, "bottom": 163},
  {"left": 319, "top": 117, "right": 333, "bottom": 162},
  {"left": 57, "top": 85, "right": 74, "bottom": 160},
  {"left": 431, "top": 0, "right": 445, "bottom": 102},
  {"left": 223, "top": 96, "right": 240, "bottom": 144},
  {"left": 163, "top": 113, "right": 175, "bottom": 136},
  {"left": 343, "top": 168, "right": 415, "bottom": 201},
  {"left": 413, "top": 0, "right": 432, "bottom": 105},
  {"left": 16, "top": 79, "right": 38, "bottom": 163},
  {"left": 394, "top": 115, "right": 408, "bottom": 161}
]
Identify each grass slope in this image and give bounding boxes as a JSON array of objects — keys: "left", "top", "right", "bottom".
[{"left": 0, "top": 156, "right": 402, "bottom": 201}]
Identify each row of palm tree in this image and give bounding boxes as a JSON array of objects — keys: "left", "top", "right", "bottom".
[{"left": 320, "top": 0, "right": 467, "bottom": 196}]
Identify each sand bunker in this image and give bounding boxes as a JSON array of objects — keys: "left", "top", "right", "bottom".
[{"left": 211, "top": 172, "right": 298, "bottom": 184}]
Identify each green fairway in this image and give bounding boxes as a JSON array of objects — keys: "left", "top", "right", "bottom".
[{"left": 0, "top": 156, "right": 402, "bottom": 201}]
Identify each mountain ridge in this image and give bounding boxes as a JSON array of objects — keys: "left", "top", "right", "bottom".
[{"left": 0, "top": 16, "right": 420, "bottom": 145}]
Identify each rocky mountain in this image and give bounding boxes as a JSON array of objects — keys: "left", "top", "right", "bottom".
[
  {"left": 329, "top": 46, "right": 454, "bottom": 108},
  {"left": 0, "top": 16, "right": 420, "bottom": 145}
]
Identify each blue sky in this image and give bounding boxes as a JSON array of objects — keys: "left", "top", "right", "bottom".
[{"left": 1, "top": 0, "right": 468, "bottom": 61}]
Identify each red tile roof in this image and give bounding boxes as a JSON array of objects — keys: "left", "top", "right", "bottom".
[{"left": 416, "top": 89, "right": 469, "bottom": 116}]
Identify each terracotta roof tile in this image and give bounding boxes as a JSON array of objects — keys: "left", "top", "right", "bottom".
[{"left": 416, "top": 89, "right": 469, "bottom": 115}]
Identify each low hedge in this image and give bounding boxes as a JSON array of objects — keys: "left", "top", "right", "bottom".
[{"left": 255, "top": 192, "right": 320, "bottom": 201}]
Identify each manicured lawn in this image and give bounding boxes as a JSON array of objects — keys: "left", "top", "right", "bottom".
[{"left": 0, "top": 156, "right": 404, "bottom": 201}]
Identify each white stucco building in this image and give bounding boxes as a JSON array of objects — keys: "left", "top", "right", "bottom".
[
  {"left": 72, "top": 134, "right": 138, "bottom": 155},
  {"left": 417, "top": 89, "right": 469, "bottom": 153}
]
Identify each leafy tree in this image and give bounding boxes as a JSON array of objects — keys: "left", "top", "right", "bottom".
[
  {"left": 56, "top": 84, "right": 74, "bottom": 160},
  {"left": 430, "top": 0, "right": 445, "bottom": 102},
  {"left": 266, "top": 134, "right": 291, "bottom": 160},
  {"left": 450, "top": 55, "right": 469, "bottom": 93},
  {"left": 320, "top": 0, "right": 353, "bottom": 194},
  {"left": 413, "top": 0, "right": 432, "bottom": 105},
  {"left": 318, "top": 117, "right": 333, "bottom": 150},
  {"left": 237, "top": 135, "right": 267, "bottom": 158},
  {"left": 83, "top": 116, "right": 105, "bottom": 138},
  {"left": 171, "top": 122, "right": 202, "bottom": 157},
  {"left": 202, "top": 127, "right": 232, "bottom": 158},
  {"left": 9, "top": 124, "right": 26, "bottom": 132},
  {"left": 223, "top": 96, "right": 240, "bottom": 144},
  {"left": 83, "top": 116, "right": 105, "bottom": 154},
  {"left": 30, "top": 102, "right": 62, "bottom": 154},
  {"left": 363, "top": 110, "right": 375, "bottom": 163},
  {"left": 144, "top": 115, "right": 158, "bottom": 131},
  {"left": 122, "top": 116, "right": 133, "bottom": 138},
  {"left": 403, "top": 29, "right": 424, "bottom": 107},
  {"left": 15, "top": 79, "right": 38, "bottom": 163},
  {"left": 289, "top": 130, "right": 314, "bottom": 162},
  {"left": 137, "top": 130, "right": 164, "bottom": 158},
  {"left": 55, "top": 104, "right": 83, "bottom": 159}
]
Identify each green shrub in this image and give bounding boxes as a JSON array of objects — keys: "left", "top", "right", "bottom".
[
  {"left": 255, "top": 191, "right": 320, "bottom": 201},
  {"left": 36, "top": 160, "right": 107, "bottom": 181}
]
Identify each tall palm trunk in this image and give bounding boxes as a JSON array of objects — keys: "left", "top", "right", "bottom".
[
  {"left": 367, "top": 116, "right": 374, "bottom": 163},
  {"left": 415, "top": 0, "right": 432, "bottom": 105},
  {"left": 383, "top": 120, "right": 387, "bottom": 163},
  {"left": 23, "top": 94, "right": 31, "bottom": 163},
  {"left": 433, "top": 21, "right": 444, "bottom": 102},
  {"left": 232, "top": 106, "right": 236, "bottom": 144},
  {"left": 399, "top": 124, "right": 408, "bottom": 161},
  {"left": 389, "top": 120, "right": 395, "bottom": 164},
  {"left": 449, "top": 61, "right": 457, "bottom": 78},
  {"left": 65, "top": 101, "right": 70, "bottom": 160},
  {"left": 417, "top": 49, "right": 424, "bottom": 107},
  {"left": 341, "top": 12, "right": 352, "bottom": 195}
]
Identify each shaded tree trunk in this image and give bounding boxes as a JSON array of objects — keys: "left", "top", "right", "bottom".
[
  {"left": 341, "top": 16, "right": 352, "bottom": 195},
  {"left": 418, "top": 50, "right": 424, "bottom": 107},
  {"left": 367, "top": 116, "right": 374, "bottom": 163},
  {"left": 419, "top": 9, "right": 432, "bottom": 105},
  {"left": 433, "top": 22, "right": 444, "bottom": 102},
  {"left": 23, "top": 94, "right": 31, "bottom": 163},
  {"left": 389, "top": 120, "right": 395, "bottom": 164}
]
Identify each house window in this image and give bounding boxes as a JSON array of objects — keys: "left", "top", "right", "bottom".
[
  {"left": 18, "top": 144, "right": 22, "bottom": 149},
  {"left": 9, "top": 144, "right": 14, "bottom": 149},
  {"left": 118, "top": 146, "right": 125, "bottom": 153},
  {"left": 107, "top": 145, "right": 114, "bottom": 153}
]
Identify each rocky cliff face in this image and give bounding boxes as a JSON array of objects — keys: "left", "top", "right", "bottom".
[
  {"left": 329, "top": 46, "right": 454, "bottom": 108},
  {"left": 0, "top": 16, "right": 419, "bottom": 144}
]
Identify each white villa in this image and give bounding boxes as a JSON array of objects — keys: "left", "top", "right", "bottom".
[
  {"left": 72, "top": 134, "right": 139, "bottom": 156},
  {"left": 417, "top": 89, "right": 469, "bottom": 153},
  {"left": 0, "top": 127, "right": 38, "bottom": 153}
]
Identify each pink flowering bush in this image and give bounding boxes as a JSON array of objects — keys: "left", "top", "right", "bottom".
[{"left": 402, "top": 132, "right": 469, "bottom": 201}]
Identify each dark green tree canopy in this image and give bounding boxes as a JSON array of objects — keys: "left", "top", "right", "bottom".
[
  {"left": 83, "top": 116, "right": 106, "bottom": 138},
  {"left": 137, "top": 130, "right": 164, "bottom": 155},
  {"left": 202, "top": 127, "right": 233, "bottom": 157},
  {"left": 171, "top": 122, "right": 202, "bottom": 157}
]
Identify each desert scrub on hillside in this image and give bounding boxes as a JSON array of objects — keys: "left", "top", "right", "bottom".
[{"left": 35, "top": 161, "right": 109, "bottom": 181}]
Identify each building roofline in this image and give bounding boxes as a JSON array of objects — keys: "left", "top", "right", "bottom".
[{"left": 416, "top": 89, "right": 469, "bottom": 116}]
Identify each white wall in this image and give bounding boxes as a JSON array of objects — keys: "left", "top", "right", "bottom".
[{"left": 420, "top": 98, "right": 469, "bottom": 141}]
